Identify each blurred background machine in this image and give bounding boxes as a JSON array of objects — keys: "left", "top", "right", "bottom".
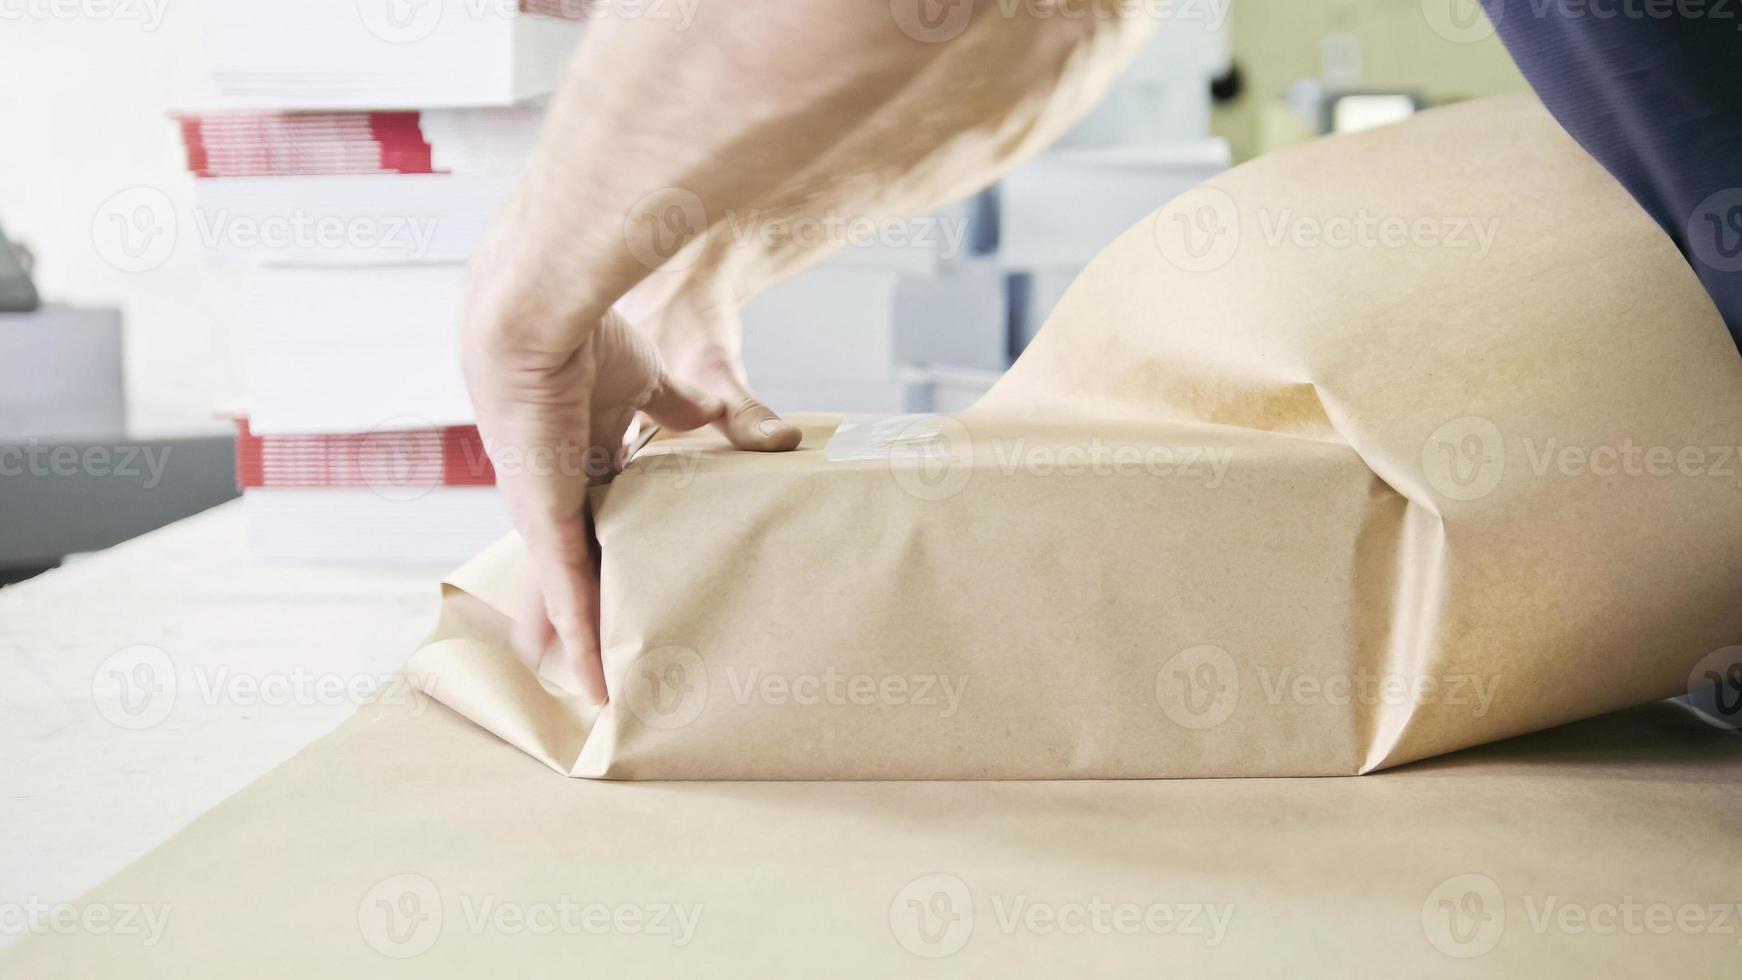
[{"left": 0, "top": 232, "right": 235, "bottom": 582}]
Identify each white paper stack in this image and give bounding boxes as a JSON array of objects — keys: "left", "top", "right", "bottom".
[
  {"left": 186, "top": 107, "right": 544, "bottom": 443},
  {"left": 203, "top": 0, "right": 586, "bottom": 109},
  {"left": 421, "top": 107, "right": 546, "bottom": 174},
  {"left": 235, "top": 256, "right": 502, "bottom": 560},
  {"left": 194, "top": 172, "right": 515, "bottom": 268},
  {"left": 188, "top": 5, "right": 566, "bottom": 562},
  {"left": 243, "top": 264, "right": 473, "bottom": 435},
  {"left": 244, "top": 487, "right": 509, "bottom": 564}
]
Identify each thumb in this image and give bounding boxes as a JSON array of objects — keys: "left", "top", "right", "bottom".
[
  {"left": 646, "top": 363, "right": 803, "bottom": 452},
  {"left": 718, "top": 393, "right": 804, "bottom": 452},
  {"left": 698, "top": 369, "right": 802, "bottom": 452}
]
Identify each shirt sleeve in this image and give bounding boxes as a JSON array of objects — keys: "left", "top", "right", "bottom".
[{"left": 1481, "top": 0, "right": 1742, "bottom": 350}]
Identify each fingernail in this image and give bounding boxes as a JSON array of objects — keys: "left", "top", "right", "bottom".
[{"left": 758, "top": 418, "right": 790, "bottom": 437}]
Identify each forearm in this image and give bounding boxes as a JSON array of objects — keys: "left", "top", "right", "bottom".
[{"left": 465, "top": 1, "right": 1156, "bottom": 353}]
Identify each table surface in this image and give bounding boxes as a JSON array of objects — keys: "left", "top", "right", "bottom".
[
  {"left": 5, "top": 501, "right": 1741, "bottom": 975},
  {"left": 0, "top": 501, "right": 444, "bottom": 947}
]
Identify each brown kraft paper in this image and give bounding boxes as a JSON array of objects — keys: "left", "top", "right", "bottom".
[{"left": 407, "top": 94, "right": 1742, "bottom": 778}]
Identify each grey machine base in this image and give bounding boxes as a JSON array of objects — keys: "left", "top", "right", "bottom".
[{"left": 0, "top": 435, "right": 238, "bottom": 580}]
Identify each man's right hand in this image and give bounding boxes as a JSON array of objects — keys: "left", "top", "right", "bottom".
[
  {"left": 459, "top": 2, "right": 1154, "bottom": 702},
  {"left": 463, "top": 273, "right": 801, "bottom": 705},
  {"left": 617, "top": 280, "right": 806, "bottom": 454}
]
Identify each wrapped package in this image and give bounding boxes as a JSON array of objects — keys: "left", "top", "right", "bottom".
[{"left": 409, "top": 95, "right": 1742, "bottom": 778}]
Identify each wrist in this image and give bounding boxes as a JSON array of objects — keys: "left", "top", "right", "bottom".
[{"left": 462, "top": 243, "right": 609, "bottom": 357}]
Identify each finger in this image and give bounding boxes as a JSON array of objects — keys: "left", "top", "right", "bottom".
[
  {"left": 716, "top": 386, "right": 803, "bottom": 452},
  {"left": 510, "top": 583, "right": 556, "bottom": 678},
  {"left": 524, "top": 523, "right": 609, "bottom": 706},
  {"left": 639, "top": 371, "right": 725, "bottom": 432}
]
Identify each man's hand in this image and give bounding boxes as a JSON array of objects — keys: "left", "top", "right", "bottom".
[
  {"left": 617, "top": 277, "right": 806, "bottom": 452},
  {"left": 463, "top": 307, "right": 733, "bottom": 703},
  {"left": 460, "top": 2, "right": 1155, "bottom": 702}
]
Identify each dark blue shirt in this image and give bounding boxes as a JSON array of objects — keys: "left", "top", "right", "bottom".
[{"left": 1483, "top": 0, "right": 1742, "bottom": 350}]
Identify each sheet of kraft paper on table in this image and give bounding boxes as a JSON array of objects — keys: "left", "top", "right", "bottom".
[
  {"left": 407, "top": 94, "right": 1742, "bottom": 780},
  {"left": 4, "top": 685, "right": 1739, "bottom": 976}
]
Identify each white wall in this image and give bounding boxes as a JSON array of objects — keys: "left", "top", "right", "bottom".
[
  {"left": 1212, "top": 0, "right": 1526, "bottom": 161},
  {"left": 0, "top": 0, "right": 242, "bottom": 436}
]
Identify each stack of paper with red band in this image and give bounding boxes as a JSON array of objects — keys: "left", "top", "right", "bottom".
[
  {"left": 184, "top": 5, "right": 569, "bottom": 562},
  {"left": 233, "top": 418, "right": 507, "bottom": 564},
  {"left": 202, "top": 0, "right": 587, "bottom": 110},
  {"left": 235, "top": 420, "right": 494, "bottom": 489},
  {"left": 179, "top": 112, "right": 435, "bottom": 178},
  {"left": 179, "top": 107, "right": 547, "bottom": 180}
]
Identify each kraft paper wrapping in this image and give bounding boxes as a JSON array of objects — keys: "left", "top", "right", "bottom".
[
  {"left": 408, "top": 95, "right": 1742, "bottom": 779},
  {"left": 6, "top": 693, "right": 1741, "bottom": 975}
]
